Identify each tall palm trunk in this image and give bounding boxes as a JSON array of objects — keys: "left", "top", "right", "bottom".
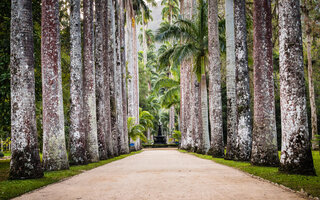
[
  {"left": 251, "top": 0, "right": 279, "bottom": 166},
  {"left": 133, "top": 16, "right": 140, "bottom": 150},
  {"left": 278, "top": 0, "right": 315, "bottom": 175},
  {"left": 126, "top": 0, "right": 140, "bottom": 151},
  {"left": 225, "top": 0, "right": 237, "bottom": 160},
  {"left": 306, "top": 34, "right": 318, "bottom": 150},
  {"left": 119, "top": 0, "right": 129, "bottom": 154},
  {"left": 179, "top": 0, "right": 186, "bottom": 149},
  {"left": 142, "top": 9, "right": 148, "bottom": 66},
  {"left": 95, "top": 0, "right": 110, "bottom": 160},
  {"left": 113, "top": 0, "right": 125, "bottom": 155},
  {"left": 181, "top": 0, "right": 194, "bottom": 151},
  {"left": 302, "top": 4, "right": 318, "bottom": 150},
  {"left": 9, "top": 0, "right": 43, "bottom": 179},
  {"left": 83, "top": 0, "right": 99, "bottom": 163},
  {"left": 208, "top": 0, "right": 224, "bottom": 158},
  {"left": 108, "top": 0, "right": 119, "bottom": 157},
  {"left": 193, "top": 79, "right": 202, "bottom": 153},
  {"left": 42, "top": 0, "right": 69, "bottom": 171},
  {"left": 234, "top": 0, "right": 252, "bottom": 161},
  {"left": 200, "top": 58, "right": 210, "bottom": 154},
  {"left": 69, "top": 0, "right": 87, "bottom": 165}
]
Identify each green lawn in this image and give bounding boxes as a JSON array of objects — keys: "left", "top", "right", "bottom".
[
  {"left": 0, "top": 151, "right": 141, "bottom": 200},
  {"left": 180, "top": 150, "right": 320, "bottom": 198}
]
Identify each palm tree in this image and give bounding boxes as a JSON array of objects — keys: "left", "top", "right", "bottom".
[
  {"left": 69, "top": 0, "right": 87, "bottom": 165},
  {"left": 234, "top": 0, "right": 252, "bottom": 161},
  {"left": 83, "top": 0, "right": 100, "bottom": 163},
  {"left": 161, "top": 0, "right": 180, "bottom": 24},
  {"left": 301, "top": 0, "right": 319, "bottom": 150},
  {"left": 139, "top": 108, "right": 155, "bottom": 138},
  {"left": 208, "top": 0, "right": 224, "bottom": 158},
  {"left": 95, "top": 0, "right": 110, "bottom": 160},
  {"left": 42, "top": 0, "right": 69, "bottom": 171},
  {"left": 9, "top": 0, "right": 43, "bottom": 179},
  {"left": 278, "top": 0, "right": 315, "bottom": 175},
  {"left": 224, "top": 0, "right": 237, "bottom": 161},
  {"left": 156, "top": 0, "right": 210, "bottom": 153},
  {"left": 251, "top": 0, "right": 279, "bottom": 166},
  {"left": 127, "top": 117, "right": 147, "bottom": 145}
]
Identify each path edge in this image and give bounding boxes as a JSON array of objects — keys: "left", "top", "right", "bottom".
[{"left": 177, "top": 150, "right": 318, "bottom": 200}]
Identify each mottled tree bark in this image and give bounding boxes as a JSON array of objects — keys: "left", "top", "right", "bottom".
[
  {"left": 42, "top": 0, "right": 69, "bottom": 171},
  {"left": 193, "top": 80, "right": 203, "bottom": 153},
  {"left": 133, "top": 12, "right": 140, "bottom": 150},
  {"left": 208, "top": 0, "right": 224, "bottom": 158},
  {"left": 278, "top": 0, "right": 315, "bottom": 175},
  {"left": 180, "top": 0, "right": 194, "bottom": 151},
  {"left": 69, "top": 0, "right": 87, "bottom": 165},
  {"left": 302, "top": 4, "right": 318, "bottom": 150},
  {"left": 9, "top": 0, "right": 43, "bottom": 179},
  {"left": 113, "top": 0, "right": 125, "bottom": 155},
  {"left": 234, "top": 0, "right": 252, "bottom": 161},
  {"left": 306, "top": 34, "right": 318, "bottom": 150},
  {"left": 83, "top": 0, "right": 100, "bottom": 163},
  {"left": 125, "top": 0, "right": 135, "bottom": 151},
  {"left": 126, "top": 0, "right": 140, "bottom": 151},
  {"left": 95, "top": 0, "right": 110, "bottom": 160},
  {"left": 179, "top": 0, "right": 186, "bottom": 149},
  {"left": 103, "top": 0, "right": 115, "bottom": 158},
  {"left": 200, "top": 72, "right": 211, "bottom": 154},
  {"left": 119, "top": 0, "right": 130, "bottom": 154},
  {"left": 251, "top": 0, "right": 279, "bottom": 166},
  {"left": 108, "top": 0, "right": 120, "bottom": 156},
  {"left": 225, "top": 0, "right": 237, "bottom": 160}
]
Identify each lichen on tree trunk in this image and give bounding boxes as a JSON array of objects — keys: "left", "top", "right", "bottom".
[
  {"left": 69, "top": 0, "right": 87, "bottom": 165},
  {"left": 83, "top": 0, "right": 100, "bottom": 163},
  {"left": 251, "top": 0, "right": 279, "bottom": 166},
  {"left": 208, "top": 0, "right": 224, "bottom": 158},
  {"left": 278, "top": 0, "right": 315, "bottom": 175},
  {"left": 225, "top": 0, "right": 237, "bottom": 160},
  {"left": 234, "top": 0, "right": 252, "bottom": 161},
  {"left": 95, "top": 0, "right": 110, "bottom": 160},
  {"left": 9, "top": 0, "right": 43, "bottom": 179},
  {"left": 107, "top": 0, "right": 119, "bottom": 157},
  {"left": 119, "top": 0, "right": 130, "bottom": 154},
  {"left": 41, "top": 0, "right": 69, "bottom": 171}
]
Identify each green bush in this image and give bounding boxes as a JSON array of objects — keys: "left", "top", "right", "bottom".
[{"left": 0, "top": 152, "right": 4, "bottom": 158}]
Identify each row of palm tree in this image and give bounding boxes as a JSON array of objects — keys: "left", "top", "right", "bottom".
[
  {"left": 9, "top": 0, "right": 154, "bottom": 180},
  {"left": 155, "top": 0, "right": 316, "bottom": 175}
]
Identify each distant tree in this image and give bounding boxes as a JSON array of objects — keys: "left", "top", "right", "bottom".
[
  {"left": 156, "top": 0, "right": 211, "bottom": 153},
  {"left": 161, "top": 0, "right": 180, "bottom": 24},
  {"left": 9, "top": 0, "right": 43, "bottom": 179},
  {"left": 301, "top": 0, "right": 320, "bottom": 150}
]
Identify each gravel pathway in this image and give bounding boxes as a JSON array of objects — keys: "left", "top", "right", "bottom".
[{"left": 15, "top": 149, "right": 305, "bottom": 200}]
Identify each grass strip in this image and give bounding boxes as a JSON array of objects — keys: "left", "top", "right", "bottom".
[
  {"left": 0, "top": 151, "right": 141, "bottom": 200},
  {"left": 179, "top": 150, "right": 320, "bottom": 198}
]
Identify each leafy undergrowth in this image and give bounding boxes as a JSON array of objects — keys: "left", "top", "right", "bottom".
[
  {"left": 180, "top": 150, "right": 320, "bottom": 198},
  {"left": 0, "top": 151, "right": 141, "bottom": 200}
]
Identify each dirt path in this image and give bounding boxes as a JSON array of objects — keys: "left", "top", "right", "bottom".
[{"left": 15, "top": 149, "right": 304, "bottom": 200}]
